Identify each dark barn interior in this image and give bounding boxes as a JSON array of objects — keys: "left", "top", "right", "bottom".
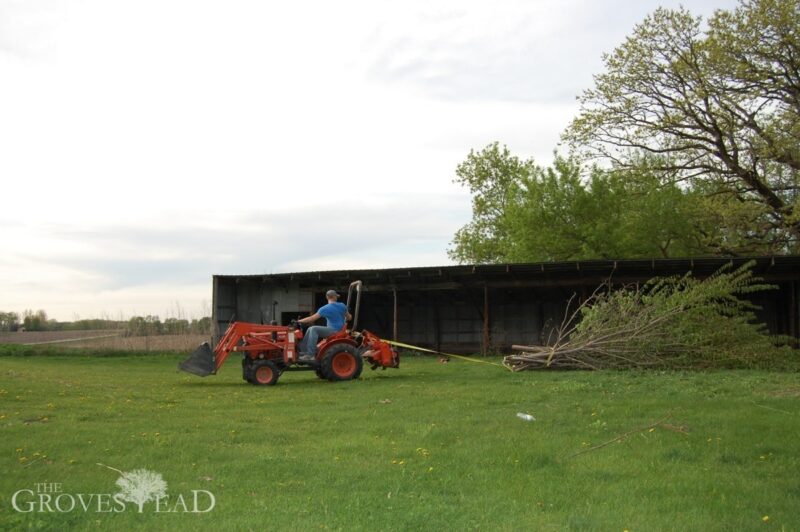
[{"left": 212, "top": 256, "right": 800, "bottom": 354}]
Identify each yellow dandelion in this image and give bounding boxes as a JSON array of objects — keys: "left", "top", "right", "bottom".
[{"left": 762, "top": 515, "right": 769, "bottom": 522}]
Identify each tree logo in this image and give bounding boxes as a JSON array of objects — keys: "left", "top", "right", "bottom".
[
  {"left": 11, "top": 466, "right": 214, "bottom": 514},
  {"left": 108, "top": 466, "right": 168, "bottom": 513}
]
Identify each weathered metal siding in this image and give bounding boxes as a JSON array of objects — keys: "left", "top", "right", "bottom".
[
  {"left": 212, "top": 278, "right": 314, "bottom": 340},
  {"left": 212, "top": 257, "right": 800, "bottom": 352}
]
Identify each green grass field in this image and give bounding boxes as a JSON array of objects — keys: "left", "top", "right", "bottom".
[{"left": 1, "top": 353, "right": 799, "bottom": 531}]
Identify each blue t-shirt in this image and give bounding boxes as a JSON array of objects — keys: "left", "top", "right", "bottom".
[{"left": 318, "top": 302, "right": 347, "bottom": 330}]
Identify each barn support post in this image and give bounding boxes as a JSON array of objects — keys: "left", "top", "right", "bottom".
[
  {"left": 790, "top": 281, "right": 798, "bottom": 345},
  {"left": 433, "top": 292, "right": 441, "bottom": 353},
  {"left": 392, "top": 288, "right": 398, "bottom": 342},
  {"left": 482, "top": 284, "right": 490, "bottom": 356},
  {"left": 211, "top": 276, "right": 219, "bottom": 344}
]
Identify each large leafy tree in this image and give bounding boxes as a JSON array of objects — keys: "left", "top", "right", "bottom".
[
  {"left": 449, "top": 143, "right": 532, "bottom": 263},
  {"left": 563, "top": 0, "right": 800, "bottom": 250},
  {"left": 449, "top": 144, "right": 721, "bottom": 263},
  {"left": 505, "top": 163, "right": 710, "bottom": 261}
]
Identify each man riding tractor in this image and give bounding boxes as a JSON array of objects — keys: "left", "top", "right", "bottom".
[{"left": 297, "top": 289, "right": 351, "bottom": 363}]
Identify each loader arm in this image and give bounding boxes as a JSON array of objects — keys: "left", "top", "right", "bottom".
[{"left": 178, "top": 321, "right": 302, "bottom": 377}]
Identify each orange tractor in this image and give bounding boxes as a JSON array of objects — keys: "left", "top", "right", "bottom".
[{"left": 178, "top": 281, "right": 399, "bottom": 385}]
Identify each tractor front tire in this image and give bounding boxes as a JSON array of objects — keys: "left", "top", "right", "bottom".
[
  {"left": 248, "top": 359, "right": 280, "bottom": 386},
  {"left": 320, "top": 344, "right": 363, "bottom": 382},
  {"left": 242, "top": 356, "right": 252, "bottom": 381}
]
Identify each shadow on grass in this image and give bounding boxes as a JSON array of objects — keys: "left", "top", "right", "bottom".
[{"left": 176, "top": 373, "right": 413, "bottom": 389}]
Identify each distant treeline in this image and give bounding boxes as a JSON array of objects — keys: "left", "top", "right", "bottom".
[
  {"left": 0, "top": 310, "right": 211, "bottom": 336},
  {"left": 124, "top": 316, "right": 212, "bottom": 336}
]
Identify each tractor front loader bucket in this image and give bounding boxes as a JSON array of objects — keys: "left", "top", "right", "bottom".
[{"left": 178, "top": 342, "right": 216, "bottom": 376}]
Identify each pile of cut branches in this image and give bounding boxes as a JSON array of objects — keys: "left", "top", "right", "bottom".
[{"left": 504, "top": 261, "right": 787, "bottom": 371}]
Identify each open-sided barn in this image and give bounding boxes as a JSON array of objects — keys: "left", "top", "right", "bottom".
[{"left": 211, "top": 256, "right": 800, "bottom": 354}]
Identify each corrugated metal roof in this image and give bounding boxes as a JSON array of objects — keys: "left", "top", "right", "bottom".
[{"left": 215, "top": 255, "right": 800, "bottom": 286}]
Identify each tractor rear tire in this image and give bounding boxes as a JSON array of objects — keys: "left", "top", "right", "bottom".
[
  {"left": 320, "top": 344, "right": 363, "bottom": 381},
  {"left": 248, "top": 359, "right": 280, "bottom": 386}
]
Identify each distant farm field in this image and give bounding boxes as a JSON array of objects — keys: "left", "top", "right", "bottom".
[
  {"left": 1, "top": 353, "right": 799, "bottom": 531},
  {"left": 0, "top": 330, "right": 123, "bottom": 345},
  {"left": 0, "top": 332, "right": 207, "bottom": 352}
]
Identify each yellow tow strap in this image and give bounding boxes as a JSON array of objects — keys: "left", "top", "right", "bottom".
[{"left": 383, "top": 339, "right": 507, "bottom": 369}]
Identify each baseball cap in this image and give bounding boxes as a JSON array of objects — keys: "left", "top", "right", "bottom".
[{"left": 326, "top": 290, "right": 340, "bottom": 299}]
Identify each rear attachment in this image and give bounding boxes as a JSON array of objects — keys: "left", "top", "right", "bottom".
[{"left": 178, "top": 342, "right": 215, "bottom": 376}]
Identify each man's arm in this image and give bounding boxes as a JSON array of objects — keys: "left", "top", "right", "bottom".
[
  {"left": 297, "top": 312, "right": 321, "bottom": 325},
  {"left": 345, "top": 312, "right": 352, "bottom": 322}
]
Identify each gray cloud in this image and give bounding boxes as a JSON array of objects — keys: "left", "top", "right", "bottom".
[
  {"left": 34, "top": 193, "right": 469, "bottom": 290},
  {"left": 366, "top": 0, "right": 741, "bottom": 104}
]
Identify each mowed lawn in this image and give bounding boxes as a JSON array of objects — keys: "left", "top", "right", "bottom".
[{"left": 1, "top": 354, "right": 799, "bottom": 531}]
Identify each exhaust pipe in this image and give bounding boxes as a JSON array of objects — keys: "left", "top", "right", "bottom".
[{"left": 178, "top": 342, "right": 216, "bottom": 376}]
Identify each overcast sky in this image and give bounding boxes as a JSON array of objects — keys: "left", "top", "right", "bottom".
[{"left": 0, "top": 0, "right": 738, "bottom": 320}]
